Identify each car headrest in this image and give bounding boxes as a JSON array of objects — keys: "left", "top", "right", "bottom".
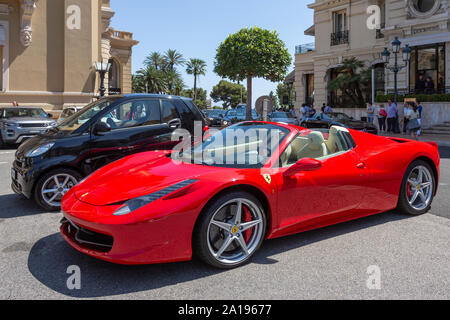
[{"left": 308, "top": 131, "right": 325, "bottom": 151}]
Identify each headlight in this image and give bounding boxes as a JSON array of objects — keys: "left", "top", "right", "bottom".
[
  {"left": 113, "top": 179, "right": 199, "bottom": 216},
  {"left": 25, "top": 142, "right": 55, "bottom": 158},
  {"left": 223, "top": 121, "right": 228, "bottom": 125}
]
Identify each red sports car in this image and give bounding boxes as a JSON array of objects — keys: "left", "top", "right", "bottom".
[{"left": 60, "top": 122, "right": 440, "bottom": 269}]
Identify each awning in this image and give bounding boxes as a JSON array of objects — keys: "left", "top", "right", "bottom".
[
  {"left": 399, "top": 32, "right": 450, "bottom": 47},
  {"left": 304, "top": 25, "right": 315, "bottom": 36}
]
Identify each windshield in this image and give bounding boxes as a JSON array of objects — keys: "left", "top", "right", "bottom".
[
  {"left": 331, "top": 113, "right": 350, "bottom": 121},
  {"left": 206, "top": 110, "right": 223, "bottom": 117},
  {"left": 57, "top": 97, "right": 120, "bottom": 134},
  {"left": 226, "top": 109, "right": 258, "bottom": 119},
  {"left": 178, "top": 122, "right": 290, "bottom": 168},
  {"left": 271, "top": 112, "right": 294, "bottom": 119},
  {"left": 1, "top": 108, "right": 47, "bottom": 118}
]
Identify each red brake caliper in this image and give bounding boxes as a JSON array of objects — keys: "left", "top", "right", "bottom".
[
  {"left": 243, "top": 206, "right": 252, "bottom": 243},
  {"left": 407, "top": 182, "right": 411, "bottom": 198}
]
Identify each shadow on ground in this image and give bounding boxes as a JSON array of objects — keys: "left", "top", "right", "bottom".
[
  {"left": 28, "top": 211, "right": 410, "bottom": 298},
  {"left": 439, "top": 147, "right": 450, "bottom": 159},
  {"left": 0, "top": 194, "right": 46, "bottom": 218}
]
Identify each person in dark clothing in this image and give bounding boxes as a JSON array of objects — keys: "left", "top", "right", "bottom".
[
  {"left": 425, "top": 77, "right": 434, "bottom": 94},
  {"left": 415, "top": 74, "right": 425, "bottom": 94}
]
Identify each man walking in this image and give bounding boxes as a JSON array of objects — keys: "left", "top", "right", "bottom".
[
  {"left": 366, "top": 102, "right": 375, "bottom": 124},
  {"left": 387, "top": 100, "right": 398, "bottom": 133},
  {"left": 417, "top": 101, "right": 423, "bottom": 136}
]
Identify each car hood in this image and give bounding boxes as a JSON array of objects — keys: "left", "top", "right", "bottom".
[{"left": 72, "top": 151, "right": 226, "bottom": 206}]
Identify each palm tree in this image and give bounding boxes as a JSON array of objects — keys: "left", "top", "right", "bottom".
[
  {"left": 136, "top": 66, "right": 166, "bottom": 94},
  {"left": 164, "top": 49, "right": 185, "bottom": 71},
  {"left": 164, "top": 69, "right": 183, "bottom": 95},
  {"left": 144, "top": 52, "right": 165, "bottom": 70},
  {"left": 186, "top": 58, "right": 207, "bottom": 101},
  {"left": 174, "top": 78, "right": 186, "bottom": 96}
]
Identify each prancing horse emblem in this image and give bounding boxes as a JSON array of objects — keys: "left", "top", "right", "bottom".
[{"left": 263, "top": 174, "right": 271, "bottom": 184}]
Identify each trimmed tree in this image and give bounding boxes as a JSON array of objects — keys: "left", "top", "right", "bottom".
[
  {"left": 214, "top": 27, "right": 291, "bottom": 120},
  {"left": 210, "top": 80, "right": 247, "bottom": 109}
]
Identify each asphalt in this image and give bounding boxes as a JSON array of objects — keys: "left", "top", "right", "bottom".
[{"left": 0, "top": 147, "right": 448, "bottom": 300}]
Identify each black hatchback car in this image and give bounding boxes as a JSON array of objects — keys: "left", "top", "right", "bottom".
[{"left": 12, "top": 94, "right": 206, "bottom": 210}]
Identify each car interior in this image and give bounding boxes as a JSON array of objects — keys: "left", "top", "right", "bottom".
[{"left": 280, "top": 126, "right": 352, "bottom": 167}]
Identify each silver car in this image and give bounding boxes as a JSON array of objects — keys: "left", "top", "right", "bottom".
[{"left": 0, "top": 107, "right": 56, "bottom": 146}]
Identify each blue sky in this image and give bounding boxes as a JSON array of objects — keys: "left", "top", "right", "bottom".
[{"left": 110, "top": 0, "right": 314, "bottom": 106}]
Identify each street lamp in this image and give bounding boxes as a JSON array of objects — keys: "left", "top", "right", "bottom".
[
  {"left": 381, "top": 37, "right": 411, "bottom": 105},
  {"left": 94, "top": 61, "right": 111, "bottom": 97}
]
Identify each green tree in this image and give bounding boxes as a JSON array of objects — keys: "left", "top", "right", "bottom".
[
  {"left": 163, "top": 49, "right": 185, "bottom": 93},
  {"left": 186, "top": 58, "right": 207, "bottom": 102},
  {"left": 135, "top": 65, "right": 167, "bottom": 94},
  {"left": 214, "top": 27, "right": 291, "bottom": 120},
  {"left": 183, "top": 87, "right": 208, "bottom": 109},
  {"left": 173, "top": 78, "right": 186, "bottom": 96},
  {"left": 276, "top": 83, "right": 294, "bottom": 107},
  {"left": 327, "top": 57, "right": 371, "bottom": 108},
  {"left": 210, "top": 80, "right": 247, "bottom": 109},
  {"left": 144, "top": 52, "right": 165, "bottom": 70},
  {"left": 132, "top": 74, "right": 146, "bottom": 93}
]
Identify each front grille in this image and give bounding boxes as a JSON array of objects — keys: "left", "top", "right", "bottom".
[
  {"left": 19, "top": 123, "right": 48, "bottom": 128},
  {"left": 61, "top": 218, "right": 113, "bottom": 253}
]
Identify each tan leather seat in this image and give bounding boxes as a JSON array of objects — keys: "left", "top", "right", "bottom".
[{"left": 296, "top": 131, "right": 329, "bottom": 159}]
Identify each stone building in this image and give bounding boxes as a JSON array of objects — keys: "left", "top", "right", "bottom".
[
  {"left": 0, "top": 0, "right": 138, "bottom": 112},
  {"left": 294, "top": 0, "right": 450, "bottom": 110}
]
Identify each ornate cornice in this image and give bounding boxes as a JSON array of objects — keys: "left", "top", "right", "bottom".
[{"left": 19, "top": 0, "right": 38, "bottom": 46}]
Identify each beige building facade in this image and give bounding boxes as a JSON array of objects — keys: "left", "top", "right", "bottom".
[
  {"left": 295, "top": 0, "right": 450, "bottom": 109},
  {"left": 0, "top": 0, "right": 138, "bottom": 111}
]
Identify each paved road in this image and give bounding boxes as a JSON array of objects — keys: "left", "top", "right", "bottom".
[{"left": 0, "top": 147, "right": 449, "bottom": 300}]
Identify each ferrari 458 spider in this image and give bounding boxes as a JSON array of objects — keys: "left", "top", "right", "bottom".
[{"left": 60, "top": 122, "right": 440, "bottom": 269}]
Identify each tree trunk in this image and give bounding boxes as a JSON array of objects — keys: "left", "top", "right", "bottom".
[
  {"left": 246, "top": 76, "right": 252, "bottom": 121},
  {"left": 193, "top": 74, "right": 197, "bottom": 101}
]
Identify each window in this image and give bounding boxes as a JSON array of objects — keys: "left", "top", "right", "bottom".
[
  {"left": 161, "top": 100, "right": 180, "bottom": 123},
  {"left": 280, "top": 127, "right": 353, "bottom": 167},
  {"left": 101, "top": 99, "right": 161, "bottom": 130},
  {"left": 410, "top": 43, "right": 445, "bottom": 94},
  {"left": 333, "top": 10, "right": 347, "bottom": 34},
  {"left": 413, "top": 0, "right": 436, "bottom": 13}
]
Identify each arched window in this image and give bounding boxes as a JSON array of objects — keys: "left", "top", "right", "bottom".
[{"left": 108, "top": 58, "right": 121, "bottom": 95}]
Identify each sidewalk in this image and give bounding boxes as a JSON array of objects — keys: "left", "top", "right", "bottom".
[{"left": 380, "top": 132, "right": 450, "bottom": 147}]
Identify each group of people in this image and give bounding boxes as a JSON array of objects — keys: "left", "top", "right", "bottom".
[
  {"left": 366, "top": 100, "right": 423, "bottom": 139},
  {"left": 295, "top": 103, "right": 333, "bottom": 120},
  {"left": 415, "top": 74, "right": 436, "bottom": 95}
]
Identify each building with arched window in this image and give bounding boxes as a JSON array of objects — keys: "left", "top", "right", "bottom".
[{"left": 0, "top": 0, "right": 138, "bottom": 113}]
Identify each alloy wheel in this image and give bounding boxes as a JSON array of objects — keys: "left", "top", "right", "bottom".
[
  {"left": 406, "top": 165, "right": 434, "bottom": 211},
  {"left": 41, "top": 174, "right": 78, "bottom": 208},
  {"left": 206, "top": 198, "right": 264, "bottom": 266}
]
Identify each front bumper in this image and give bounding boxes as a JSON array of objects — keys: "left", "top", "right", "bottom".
[
  {"left": 60, "top": 193, "right": 196, "bottom": 265},
  {"left": 11, "top": 157, "right": 35, "bottom": 198},
  {"left": 1, "top": 127, "right": 48, "bottom": 144}
]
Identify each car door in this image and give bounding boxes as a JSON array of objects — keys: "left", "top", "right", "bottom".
[
  {"left": 274, "top": 129, "right": 368, "bottom": 233},
  {"left": 83, "top": 98, "right": 173, "bottom": 173}
]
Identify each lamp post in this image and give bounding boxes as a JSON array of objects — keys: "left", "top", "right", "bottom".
[
  {"left": 94, "top": 61, "right": 111, "bottom": 97},
  {"left": 381, "top": 37, "right": 411, "bottom": 105}
]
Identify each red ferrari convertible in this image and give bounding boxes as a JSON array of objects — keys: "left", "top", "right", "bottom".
[{"left": 60, "top": 122, "right": 440, "bottom": 269}]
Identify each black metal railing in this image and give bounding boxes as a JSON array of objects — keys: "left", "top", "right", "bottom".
[{"left": 330, "top": 30, "right": 349, "bottom": 46}]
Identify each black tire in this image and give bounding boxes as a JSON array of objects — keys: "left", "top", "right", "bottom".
[
  {"left": 34, "top": 168, "right": 82, "bottom": 211},
  {"left": 0, "top": 134, "right": 4, "bottom": 149},
  {"left": 193, "top": 191, "right": 266, "bottom": 269},
  {"left": 397, "top": 160, "right": 435, "bottom": 216}
]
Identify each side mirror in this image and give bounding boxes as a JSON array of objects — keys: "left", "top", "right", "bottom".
[
  {"left": 283, "top": 158, "right": 322, "bottom": 177},
  {"left": 93, "top": 122, "right": 111, "bottom": 135}
]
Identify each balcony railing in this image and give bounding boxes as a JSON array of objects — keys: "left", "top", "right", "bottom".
[
  {"left": 295, "top": 43, "right": 315, "bottom": 54},
  {"left": 330, "top": 30, "right": 349, "bottom": 46}
]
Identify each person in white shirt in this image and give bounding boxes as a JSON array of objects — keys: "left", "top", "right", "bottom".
[{"left": 403, "top": 103, "right": 411, "bottom": 134}]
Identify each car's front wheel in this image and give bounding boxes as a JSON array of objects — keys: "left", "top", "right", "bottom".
[
  {"left": 397, "top": 160, "right": 435, "bottom": 215},
  {"left": 34, "top": 168, "right": 82, "bottom": 211},
  {"left": 193, "top": 191, "right": 266, "bottom": 269}
]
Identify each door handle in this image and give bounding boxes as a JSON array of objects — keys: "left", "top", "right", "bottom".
[
  {"left": 356, "top": 162, "right": 367, "bottom": 169},
  {"left": 168, "top": 118, "right": 181, "bottom": 129}
]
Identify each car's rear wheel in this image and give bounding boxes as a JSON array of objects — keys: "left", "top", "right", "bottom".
[
  {"left": 193, "top": 191, "right": 266, "bottom": 269},
  {"left": 34, "top": 168, "right": 82, "bottom": 211},
  {"left": 397, "top": 160, "right": 435, "bottom": 215}
]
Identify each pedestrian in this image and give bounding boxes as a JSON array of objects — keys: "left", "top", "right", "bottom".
[
  {"left": 406, "top": 102, "right": 421, "bottom": 140},
  {"left": 387, "top": 100, "right": 398, "bottom": 133},
  {"left": 415, "top": 74, "right": 425, "bottom": 94},
  {"left": 309, "top": 105, "right": 316, "bottom": 118},
  {"left": 378, "top": 104, "right": 387, "bottom": 132},
  {"left": 417, "top": 101, "right": 423, "bottom": 136},
  {"left": 366, "top": 102, "right": 375, "bottom": 124},
  {"left": 12, "top": 101, "right": 19, "bottom": 107},
  {"left": 425, "top": 76, "right": 434, "bottom": 94},
  {"left": 403, "top": 103, "right": 411, "bottom": 134},
  {"left": 324, "top": 104, "right": 333, "bottom": 114}
]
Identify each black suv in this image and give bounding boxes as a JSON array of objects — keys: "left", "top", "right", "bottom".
[{"left": 12, "top": 94, "right": 206, "bottom": 210}]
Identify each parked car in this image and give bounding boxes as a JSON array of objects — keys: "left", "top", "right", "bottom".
[
  {"left": 204, "top": 109, "right": 225, "bottom": 127},
  {"left": 268, "top": 111, "right": 299, "bottom": 125},
  {"left": 12, "top": 94, "right": 207, "bottom": 211},
  {"left": 221, "top": 108, "right": 259, "bottom": 127},
  {"left": 60, "top": 122, "right": 439, "bottom": 268},
  {"left": 57, "top": 106, "right": 84, "bottom": 124},
  {"left": 0, "top": 107, "right": 56, "bottom": 147},
  {"left": 301, "top": 112, "right": 378, "bottom": 135}
]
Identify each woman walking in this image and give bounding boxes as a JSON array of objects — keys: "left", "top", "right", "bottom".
[
  {"left": 406, "top": 102, "right": 421, "bottom": 140},
  {"left": 378, "top": 104, "right": 387, "bottom": 132}
]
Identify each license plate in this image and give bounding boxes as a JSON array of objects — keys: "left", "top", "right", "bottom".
[{"left": 11, "top": 168, "right": 17, "bottom": 180}]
